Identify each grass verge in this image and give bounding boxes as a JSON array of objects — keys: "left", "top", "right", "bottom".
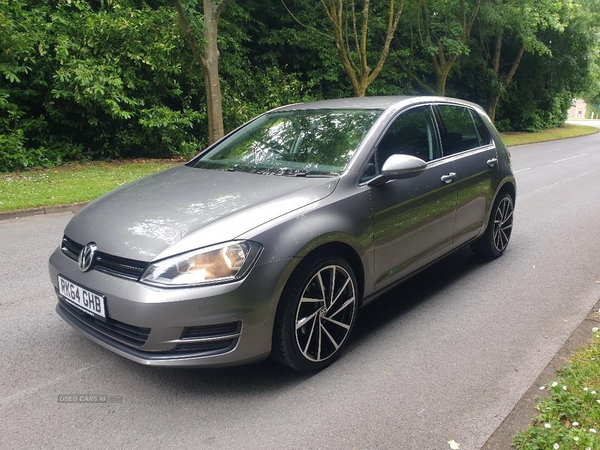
[
  {"left": 513, "top": 325, "right": 600, "bottom": 450},
  {"left": 0, "top": 159, "right": 179, "bottom": 212},
  {"left": 501, "top": 124, "right": 598, "bottom": 147}
]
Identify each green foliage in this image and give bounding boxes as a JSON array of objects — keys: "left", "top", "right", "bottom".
[
  {"left": 1, "top": 0, "right": 599, "bottom": 171},
  {"left": 0, "top": 0, "right": 204, "bottom": 171},
  {"left": 498, "top": 13, "right": 596, "bottom": 131}
]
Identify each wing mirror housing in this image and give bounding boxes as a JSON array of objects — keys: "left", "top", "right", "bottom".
[{"left": 367, "top": 154, "right": 427, "bottom": 187}]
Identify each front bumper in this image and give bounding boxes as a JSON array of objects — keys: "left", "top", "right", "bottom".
[{"left": 49, "top": 248, "right": 291, "bottom": 367}]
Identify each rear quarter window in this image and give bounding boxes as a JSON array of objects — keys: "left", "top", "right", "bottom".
[{"left": 437, "top": 104, "right": 490, "bottom": 155}]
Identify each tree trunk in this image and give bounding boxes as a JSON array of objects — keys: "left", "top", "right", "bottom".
[
  {"left": 487, "top": 43, "right": 525, "bottom": 123},
  {"left": 436, "top": 63, "right": 453, "bottom": 96},
  {"left": 436, "top": 72, "right": 447, "bottom": 97},
  {"left": 173, "top": 0, "right": 227, "bottom": 145},
  {"left": 201, "top": 5, "right": 225, "bottom": 144},
  {"left": 488, "top": 95, "right": 499, "bottom": 123}
]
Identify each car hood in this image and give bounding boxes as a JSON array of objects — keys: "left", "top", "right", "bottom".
[{"left": 64, "top": 165, "right": 338, "bottom": 261}]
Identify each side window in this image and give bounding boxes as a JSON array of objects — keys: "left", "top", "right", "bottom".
[
  {"left": 438, "top": 105, "right": 485, "bottom": 155},
  {"left": 375, "top": 106, "right": 441, "bottom": 170},
  {"left": 470, "top": 110, "right": 491, "bottom": 146}
]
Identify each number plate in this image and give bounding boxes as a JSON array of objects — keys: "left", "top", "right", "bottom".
[{"left": 58, "top": 275, "right": 106, "bottom": 319}]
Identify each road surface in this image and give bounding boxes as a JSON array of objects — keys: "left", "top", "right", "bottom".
[{"left": 1, "top": 131, "right": 599, "bottom": 449}]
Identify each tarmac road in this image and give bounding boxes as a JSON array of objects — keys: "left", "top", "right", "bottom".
[{"left": 1, "top": 130, "right": 599, "bottom": 449}]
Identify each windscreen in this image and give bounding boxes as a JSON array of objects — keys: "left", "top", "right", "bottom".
[{"left": 191, "top": 109, "right": 382, "bottom": 176}]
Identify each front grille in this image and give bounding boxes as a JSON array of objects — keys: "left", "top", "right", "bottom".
[
  {"left": 61, "top": 236, "right": 81, "bottom": 260},
  {"left": 57, "top": 296, "right": 151, "bottom": 347},
  {"left": 61, "top": 236, "right": 149, "bottom": 281}
]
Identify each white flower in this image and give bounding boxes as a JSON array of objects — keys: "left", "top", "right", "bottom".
[
  {"left": 573, "top": 422, "right": 579, "bottom": 426},
  {"left": 593, "top": 327, "right": 599, "bottom": 332},
  {"left": 584, "top": 387, "right": 589, "bottom": 391},
  {"left": 562, "top": 385, "right": 567, "bottom": 390},
  {"left": 545, "top": 423, "right": 552, "bottom": 429},
  {"left": 574, "top": 436, "right": 580, "bottom": 442},
  {"left": 552, "top": 381, "right": 558, "bottom": 387},
  {"left": 597, "top": 399, "right": 600, "bottom": 404},
  {"left": 592, "top": 391, "right": 597, "bottom": 395},
  {"left": 590, "top": 428, "right": 597, "bottom": 433},
  {"left": 539, "top": 386, "right": 546, "bottom": 390},
  {"left": 447, "top": 440, "right": 460, "bottom": 450},
  {"left": 553, "top": 443, "right": 559, "bottom": 449}
]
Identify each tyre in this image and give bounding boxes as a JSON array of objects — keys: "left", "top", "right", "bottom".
[
  {"left": 272, "top": 256, "right": 359, "bottom": 371},
  {"left": 471, "top": 192, "right": 514, "bottom": 259}
]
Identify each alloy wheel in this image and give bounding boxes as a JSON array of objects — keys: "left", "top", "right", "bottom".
[
  {"left": 492, "top": 196, "right": 514, "bottom": 252},
  {"left": 294, "top": 264, "right": 356, "bottom": 363}
]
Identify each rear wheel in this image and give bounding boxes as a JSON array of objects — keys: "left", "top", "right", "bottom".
[
  {"left": 272, "top": 256, "right": 358, "bottom": 371},
  {"left": 471, "top": 192, "right": 514, "bottom": 259}
]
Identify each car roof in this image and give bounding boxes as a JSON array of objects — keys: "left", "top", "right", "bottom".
[{"left": 274, "top": 96, "right": 482, "bottom": 113}]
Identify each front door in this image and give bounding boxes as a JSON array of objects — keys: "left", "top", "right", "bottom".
[{"left": 368, "top": 105, "right": 458, "bottom": 291}]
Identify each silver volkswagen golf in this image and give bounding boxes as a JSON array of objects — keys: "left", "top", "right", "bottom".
[{"left": 49, "top": 96, "right": 516, "bottom": 371}]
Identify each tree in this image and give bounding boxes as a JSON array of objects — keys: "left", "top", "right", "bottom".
[
  {"left": 173, "top": 0, "right": 230, "bottom": 144},
  {"left": 477, "top": 0, "right": 565, "bottom": 122},
  {"left": 401, "top": 0, "right": 483, "bottom": 96},
  {"left": 498, "top": 12, "right": 597, "bottom": 131},
  {"left": 284, "top": 0, "right": 405, "bottom": 97}
]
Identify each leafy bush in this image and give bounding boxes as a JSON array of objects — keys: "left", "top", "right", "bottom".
[{"left": 0, "top": 0, "right": 206, "bottom": 171}]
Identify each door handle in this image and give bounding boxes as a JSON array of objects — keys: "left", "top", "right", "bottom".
[
  {"left": 487, "top": 158, "right": 498, "bottom": 167},
  {"left": 441, "top": 172, "right": 456, "bottom": 184}
]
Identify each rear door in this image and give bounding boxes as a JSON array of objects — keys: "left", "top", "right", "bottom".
[{"left": 435, "top": 104, "right": 499, "bottom": 248}]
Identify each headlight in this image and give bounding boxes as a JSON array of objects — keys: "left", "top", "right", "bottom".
[{"left": 140, "top": 241, "right": 262, "bottom": 287}]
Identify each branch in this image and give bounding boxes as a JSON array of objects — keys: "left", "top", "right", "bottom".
[
  {"left": 282, "top": 0, "right": 334, "bottom": 39},
  {"left": 368, "top": 0, "right": 405, "bottom": 84},
  {"left": 492, "top": 31, "right": 503, "bottom": 75},
  {"left": 359, "top": 0, "right": 370, "bottom": 75},
  {"left": 351, "top": 0, "right": 360, "bottom": 61},
  {"left": 172, "top": 0, "right": 207, "bottom": 70},
  {"left": 502, "top": 44, "right": 525, "bottom": 90},
  {"left": 216, "top": 0, "right": 231, "bottom": 20},
  {"left": 464, "top": 0, "right": 482, "bottom": 41},
  {"left": 399, "top": 59, "right": 437, "bottom": 95}
]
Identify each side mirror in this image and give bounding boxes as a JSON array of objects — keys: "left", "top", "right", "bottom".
[{"left": 367, "top": 154, "right": 427, "bottom": 187}]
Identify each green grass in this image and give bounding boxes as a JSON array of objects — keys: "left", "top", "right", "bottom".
[
  {"left": 513, "top": 325, "right": 600, "bottom": 450},
  {"left": 0, "top": 159, "right": 179, "bottom": 212},
  {"left": 501, "top": 124, "right": 598, "bottom": 147}
]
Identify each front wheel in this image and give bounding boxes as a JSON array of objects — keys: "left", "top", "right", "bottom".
[
  {"left": 272, "top": 256, "right": 358, "bottom": 371},
  {"left": 471, "top": 192, "right": 514, "bottom": 259}
]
